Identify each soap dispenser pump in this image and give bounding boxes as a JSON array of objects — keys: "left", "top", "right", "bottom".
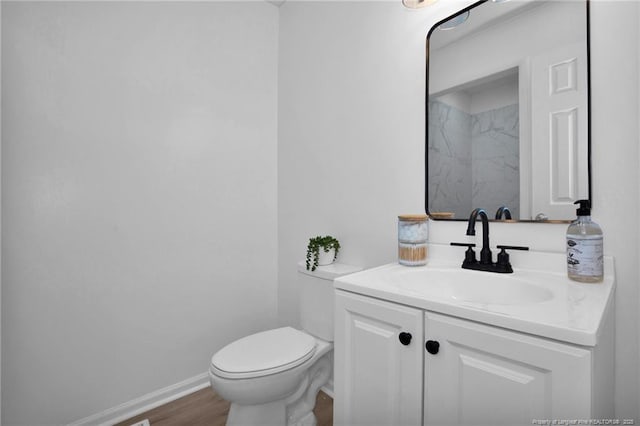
[{"left": 566, "top": 200, "right": 603, "bottom": 283}]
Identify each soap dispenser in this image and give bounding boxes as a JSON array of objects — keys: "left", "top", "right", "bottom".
[{"left": 566, "top": 200, "right": 603, "bottom": 283}]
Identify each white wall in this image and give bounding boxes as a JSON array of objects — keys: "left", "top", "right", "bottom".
[
  {"left": 1, "top": 2, "right": 278, "bottom": 424},
  {"left": 0, "top": 3, "right": 3, "bottom": 422},
  {"left": 638, "top": 1, "right": 640, "bottom": 415},
  {"left": 278, "top": 1, "right": 430, "bottom": 326},
  {"left": 589, "top": 1, "right": 640, "bottom": 418},
  {"left": 278, "top": 0, "right": 639, "bottom": 421}
]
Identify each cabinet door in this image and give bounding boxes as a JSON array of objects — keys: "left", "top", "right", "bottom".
[
  {"left": 334, "top": 290, "right": 423, "bottom": 426},
  {"left": 424, "top": 312, "right": 592, "bottom": 426}
]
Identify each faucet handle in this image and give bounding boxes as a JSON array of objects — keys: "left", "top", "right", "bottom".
[
  {"left": 451, "top": 242, "right": 476, "bottom": 247},
  {"left": 495, "top": 245, "right": 529, "bottom": 273},
  {"left": 496, "top": 245, "right": 529, "bottom": 251},
  {"left": 450, "top": 242, "right": 477, "bottom": 266}
]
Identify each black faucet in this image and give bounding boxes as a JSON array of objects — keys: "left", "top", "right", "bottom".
[
  {"left": 495, "top": 206, "right": 512, "bottom": 220},
  {"left": 450, "top": 208, "right": 529, "bottom": 273},
  {"left": 466, "top": 208, "right": 492, "bottom": 264}
]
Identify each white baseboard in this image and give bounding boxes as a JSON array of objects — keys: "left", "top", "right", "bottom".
[
  {"left": 68, "top": 372, "right": 210, "bottom": 426},
  {"left": 320, "top": 378, "right": 334, "bottom": 398}
]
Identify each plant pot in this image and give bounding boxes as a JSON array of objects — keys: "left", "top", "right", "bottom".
[{"left": 317, "top": 248, "right": 336, "bottom": 266}]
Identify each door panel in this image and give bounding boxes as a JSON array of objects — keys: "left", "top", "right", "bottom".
[{"left": 530, "top": 42, "right": 588, "bottom": 219}]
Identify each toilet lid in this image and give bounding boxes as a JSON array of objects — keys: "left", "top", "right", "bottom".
[{"left": 210, "top": 327, "right": 317, "bottom": 379}]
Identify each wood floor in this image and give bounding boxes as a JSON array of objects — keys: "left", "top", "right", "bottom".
[{"left": 114, "top": 388, "right": 333, "bottom": 426}]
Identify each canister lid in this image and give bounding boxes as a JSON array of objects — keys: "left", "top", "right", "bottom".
[{"left": 398, "top": 214, "right": 429, "bottom": 221}]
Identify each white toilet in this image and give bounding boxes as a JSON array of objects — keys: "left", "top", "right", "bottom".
[{"left": 209, "top": 261, "right": 361, "bottom": 426}]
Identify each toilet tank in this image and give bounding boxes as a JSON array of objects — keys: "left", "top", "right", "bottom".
[{"left": 297, "top": 261, "right": 362, "bottom": 341}]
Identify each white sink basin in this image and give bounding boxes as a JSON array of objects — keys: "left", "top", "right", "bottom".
[{"left": 394, "top": 268, "right": 554, "bottom": 305}]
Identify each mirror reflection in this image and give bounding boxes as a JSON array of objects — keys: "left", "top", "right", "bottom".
[{"left": 426, "top": 0, "right": 590, "bottom": 221}]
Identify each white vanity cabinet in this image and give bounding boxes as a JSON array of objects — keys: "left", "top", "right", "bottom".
[
  {"left": 425, "top": 311, "right": 600, "bottom": 425},
  {"left": 334, "top": 289, "right": 614, "bottom": 426},
  {"left": 334, "top": 290, "right": 424, "bottom": 426}
]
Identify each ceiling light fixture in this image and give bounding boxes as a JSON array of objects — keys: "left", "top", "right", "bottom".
[
  {"left": 402, "top": 0, "right": 439, "bottom": 9},
  {"left": 438, "top": 11, "right": 470, "bottom": 30}
]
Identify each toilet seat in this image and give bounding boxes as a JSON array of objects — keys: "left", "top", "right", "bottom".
[{"left": 211, "top": 327, "right": 317, "bottom": 379}]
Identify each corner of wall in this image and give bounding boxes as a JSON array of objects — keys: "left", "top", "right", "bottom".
[{"left": 1, "top": 1, "right": 4, "bottom": 422}]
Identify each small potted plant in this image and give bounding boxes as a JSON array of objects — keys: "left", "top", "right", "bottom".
[{"left": 306, "top": 235, "right": 340, "bottom": 271}]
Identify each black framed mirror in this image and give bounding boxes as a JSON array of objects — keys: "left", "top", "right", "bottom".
[{"left": 425, "top": 0, "right": 591, "bottom": 222}]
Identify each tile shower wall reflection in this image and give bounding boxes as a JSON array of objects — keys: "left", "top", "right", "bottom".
[
  {"left": 428, "top": 100, "right": 519, "bottom": 219},
  {"left": 428, "top": 100, "right": 472, "bottom": 218},
  {"left": 472, "top": 104, "right": 519, "bottom": 218}
]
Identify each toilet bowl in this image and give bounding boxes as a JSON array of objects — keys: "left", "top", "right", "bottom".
[
  {"left": 210, "top": 327, "right": 333, "bottom": 425},
  {"left": 209, "top": 262, "right": 361, "bottom": 426}
]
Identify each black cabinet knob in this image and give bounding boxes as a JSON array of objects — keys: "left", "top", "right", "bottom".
[
  {"left": 398, "top": 332, "right": 412, "bottom": 346},
  {"left": 425, "top": 340, "right": 440, "bottom": 354}
]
